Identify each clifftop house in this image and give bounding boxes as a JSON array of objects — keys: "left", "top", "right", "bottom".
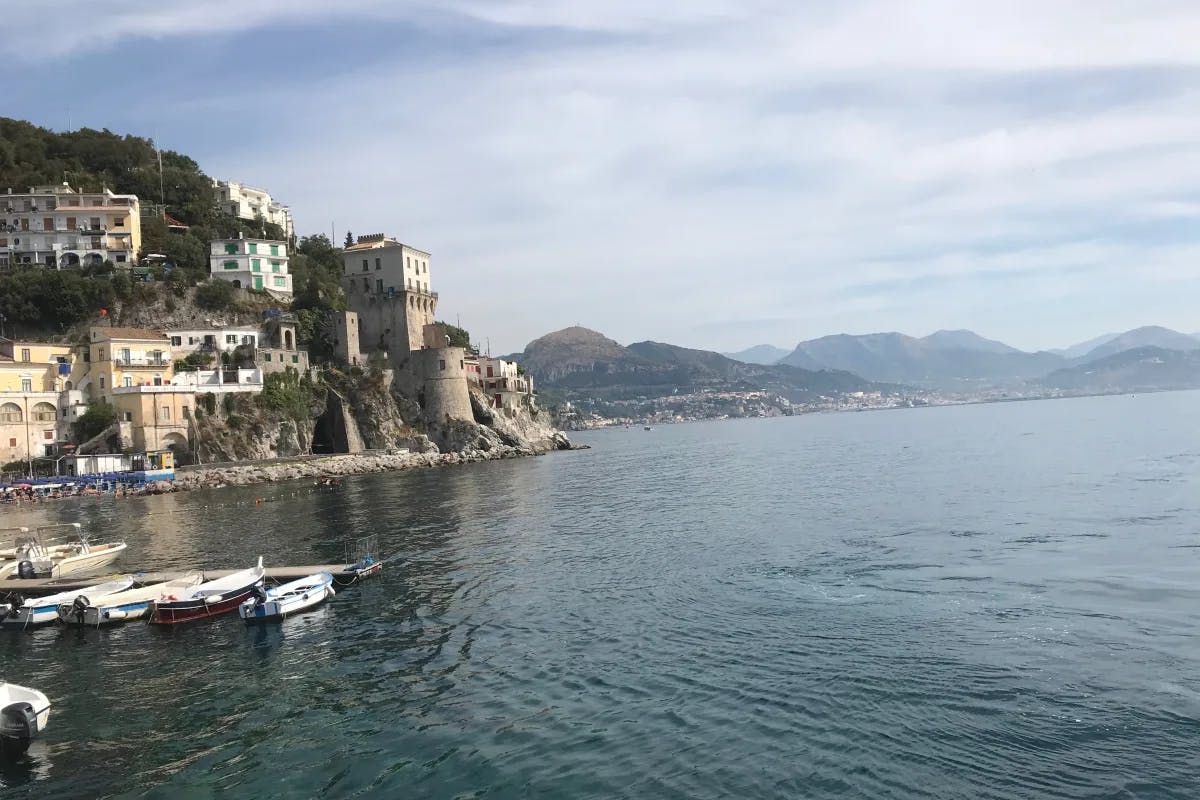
[
  {"left": 0, "top": 184, "right": 141, "bottom": 270},
  {"left": 212, "top": 180, "right": 294, "bottom": 240},
  {"left": 209, "top": 235, "right": 292, "bottom": 297}
]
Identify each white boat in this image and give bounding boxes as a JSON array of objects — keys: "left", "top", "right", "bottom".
[
  {"left": 0, "top": 524, "right": 127, "bottom": 580},
  {"left": 57, "top": 573, "right": 204, "bottom": 627},
  {"left": 1, "top": 577, "right": 134, "bottom": 629},
  {"left": 0, "top": 682, "right": 50, "bottom": 758},
  {"left": 239, "top": 571, "right": 335, "bottom": 623}
]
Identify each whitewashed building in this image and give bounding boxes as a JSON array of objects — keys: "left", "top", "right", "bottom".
[
  {"left": 167, "top": 326, "right": 260, "bottom": 358},
  {"left": 212, "top": 180, "right": 294, "bottom": 240},
  {"left": 209, "top": 237, "right": 292, "bottom": 296}
]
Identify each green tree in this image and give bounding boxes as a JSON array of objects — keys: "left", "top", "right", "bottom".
[
  {"left": 344, "top": 230, "right": 354, "bottom": 248},
  {"left": 195, "top": 279, "right": 236, "bottom": 310},
  {"left": 73, "top": 402, "right": 119, "bottom": 443},
  {"left": 435, "top": 321, "right": 472, "bottom": 348}
]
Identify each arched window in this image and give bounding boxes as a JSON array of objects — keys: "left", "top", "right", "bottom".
[
  {"left": 0, "top": 402, "right": 21, "bottom": 422},
  {"left": 31, "top": 402, "right": 56, "bottom": 422},
  {"left": 284, "top": 330, "right": 294, "bottom": 350}
]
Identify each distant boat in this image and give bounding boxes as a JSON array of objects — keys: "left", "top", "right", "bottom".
[
  {"left": 58, "top": 574, "right": 205, "bottom": 627},
  {"left": 239, "top": 572, "right": 334, "bottom": 623},
  {"left": 150, "top": 558, "right": 265, "bottom": 625},
  {"left": 0, "top": 682, "right": 50, "bottom": 758},
  {"left": 1, "top": 577, "right": 135, "bottom": 628}
]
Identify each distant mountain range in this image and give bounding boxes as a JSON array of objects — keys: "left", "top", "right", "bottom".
[
  {"left": 516, "top": 325, "right": 1200, "bottom": 412},
  {"left": 1034, "top": 347, "right": 1200, "bottom": 393},
  {"left": 511, "top": 327, "right": 877, "bottom": 404},
  {"left": 721, "top": 344, "right": 791, "bottom": 365},
  {"left": 720, "top": 325, "right": 1200, "bottom": 390}
]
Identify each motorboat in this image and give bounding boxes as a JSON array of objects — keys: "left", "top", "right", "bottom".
[
  {"left": 1, "top": 577, "right": 134, "bottom": 629},
  {"left": 239, "top": 571, "right": 334, "bottom": 623},
  {"left": 57, "top": 574, "right": 204, "bottom": 627},
  {"left": 0, "top": 524, "right": 127, "bottom": 580},
  {"left": 0, "top": 682, "right": 50, "bottom": 758},
  {"left": 150, "top": 558, "right": 265, "bottom": 625}
]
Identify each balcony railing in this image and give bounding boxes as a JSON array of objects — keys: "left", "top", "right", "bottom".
[{"left": 113, "top": 357, "right": 170, "bottom": 367}]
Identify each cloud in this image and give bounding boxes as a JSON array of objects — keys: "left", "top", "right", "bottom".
[{"left": 11, "top": 1, "right": 1200, "bottom": 352}]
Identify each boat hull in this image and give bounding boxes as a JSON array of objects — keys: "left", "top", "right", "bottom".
[
  {"left": 0, "top": 605, "right": 60, "bottom": 629},
  {"left": 240, "top": 584, "right": 334, "bottom": 624},
  {"left": 60, "top": 600, "right": 152, "bottom": 627},
  {"left": 150, "top": 585, "right": 258, "bottom": 625}
]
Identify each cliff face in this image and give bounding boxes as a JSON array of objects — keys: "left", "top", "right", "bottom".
[{"left": 186, "top": 366, "right": 571, "bottom": 464}]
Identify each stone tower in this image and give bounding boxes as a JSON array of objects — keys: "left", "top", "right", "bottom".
[{"left": 341, "top": 235, "right": 436, "bottom": 361}]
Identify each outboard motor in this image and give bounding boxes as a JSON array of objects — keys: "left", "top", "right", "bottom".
[
  {"left": 16, "top": 561, "right": 35, "bottom": 580},
  {"left": 250, "top": 585, "right": 269, "bottom": 608},
  {"left": 0, "top": 703, "right": 38, "bottom": 757},
  {"left": 71, "top": 595, "right": 90, "bottom": 624},
  {"left": 0, "top": 595, "right": 23, "bottom": 619}
]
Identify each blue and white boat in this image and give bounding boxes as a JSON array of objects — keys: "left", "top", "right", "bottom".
[
  {"left": 1, "top": 577, "right": 134, "bottom": 629},
  {"left": 57, "top": 573, "right": 204, "bottom": 627},
  {"left": 239, "top": 572, "right": 335, "bottom": 623}
]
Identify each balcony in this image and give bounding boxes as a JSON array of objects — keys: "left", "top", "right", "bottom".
[{"left": 113, "top": 356, "right": 170, "bottom": 368}]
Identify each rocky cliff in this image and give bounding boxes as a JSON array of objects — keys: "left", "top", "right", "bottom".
[{"left": 186, "top": 365, "right": 571, "bottom": 465}]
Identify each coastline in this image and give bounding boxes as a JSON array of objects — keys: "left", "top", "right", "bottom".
[{"left": 173, "top": 438, "right": 586, "bottom": 493}]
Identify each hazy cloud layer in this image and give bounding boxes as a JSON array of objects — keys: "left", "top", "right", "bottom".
[{"left": 7, "top": 1, "right": 1200, "bottom": 353}]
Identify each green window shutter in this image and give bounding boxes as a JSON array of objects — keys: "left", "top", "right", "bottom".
[
  {"left": 274, "top": 277, "right": 285, "bottom": 287},
  {"left": 291, "top": 355, "right": 299, "bottom": 364},
  {"left": 225, "top": 243, "right": 237, "bottom": 254},
  {"left": 270, "top": 245, "right": 279, "bottom": 256},
  {"left": 223, "top": 261, "right": 238, "bottom": 270},
  {"left": 249, "top": 243, "right": 258, "bottom": 254},
  {"left": 251, "top": 259, "right": 260, "bottom": 271},
  {"left": 271, "top": 261, "right": 281, "bottom": 273}
]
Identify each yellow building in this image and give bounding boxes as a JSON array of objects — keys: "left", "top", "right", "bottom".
[
  {"left": 108, "top": 387, "right": 194, "bottom": 452},
  {"left": 83, "top": 327, "right": 174, "bottom": 400},
  {"left": 0, "top": 340, "right": 76, "bottom": 463}
]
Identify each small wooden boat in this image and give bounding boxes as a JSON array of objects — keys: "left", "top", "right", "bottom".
[
  {"left": 0, "top": 682, "right": 50, "bottom": 758},
  {"left": 239, "top": 571, "right": 334, "bottom": 623},
  {"left": 57, "top": 574, "right": 204, "bottom": 627},
  {"left": 1, "top": 577, "right": 134, "bottom": 629},
  {"left": 150, "top": 558, "right": 264, "bottom": 625},
  {"left": 0, "top": 525, "right": 127, "bottom": 580}
]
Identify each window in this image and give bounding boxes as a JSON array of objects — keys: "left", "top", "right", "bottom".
[
  {"left": 100, "top": 377, "right": 106, "bottom": 389},
  {"left": 123, "top": 411, "right": 132, "bottom": 422},
  {"left": 271, "top": 261, "right": 282, "bottom": 273},
  {"left": 361, "top": 259, "right": 369, "bottom": 272},
  {"left": 248, "top": 243, "right": 258, "bottom": 254},
  {"left": 270, "top": 244, "right": 279, "bottom": 256},
  {"left": 375, "top": 257, "right": 381, "bottom": 271},
  {"left": 291, "top": 355, "right": 299, "bottom": 364},
  {"left": 251, "top": 258, "right": 261, "bottom": 271},
  {"left": 224, "top": 261, "right": 238, "bottom": 270},
  {"left": 7, "top": 438, "right": 14, "bottom": 447},
  {"left": 115, "top": 254, "right": 127, "bottom": 263},
  {"left": 171, "top": 336, "right": 182, "bottom": 346},
  {"left": 66, "top": 216, "right": 76, "bottom": 230},
  {"left": 160, "top": 406, "right": 171, "bottom": 421},
  {"left": 43, "top": 430, "right": 53, "bottom": 440},
  {"left": 114, "top": 217, "right": 125, "bottom": 228},
  {"left": 242, "top": 335, "right": 254, "bottom": 345},
  {"left": 123, "top": 376, "right": 132, "bottom": 387},
  {"left": 89, "top": 217, "right": 100, "bottom": 229},
  {"left": 0, "top": 404, "right": 21, "bottom": 423},
  {"left": 43, "top": 217, "right": 53, "bottom": 231},
  {"left": 20, "top": 348, "right": 30, "bottom": 362},
  {"left": 274, "top": 277, "right": 285, "bottom": 287},
  {"left": 376, "top": 279, "right": 383, "bottom": 292},
  {"left": 439, "top": 359, "right": 446, "bottom": 371},
  {"left": 363, "top": 278, "right": 369, "bottom": 291},
  {"left": 224, "top": 335, "right": 236, "bottom": 344},
  {"left": 225, "top": 242, "right": 238, "bottom": 254},
  {"left": 20, "top": 378, "right": 32, "bottom": 392}
]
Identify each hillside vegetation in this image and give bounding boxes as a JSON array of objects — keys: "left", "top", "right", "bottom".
[{"left": 0, "top": 118, "right": 346, "bottom": 338}]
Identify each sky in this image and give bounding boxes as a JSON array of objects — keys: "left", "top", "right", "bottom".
[{"left": 5, "top": 1, "right": 1200, "bottom": 355}]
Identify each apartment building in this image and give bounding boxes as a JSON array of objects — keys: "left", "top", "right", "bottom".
[{"left": 0, "top": 184, "right": 141, "bottom": 270}]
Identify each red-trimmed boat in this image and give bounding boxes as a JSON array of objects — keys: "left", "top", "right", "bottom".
[{"left": 149, "top": 557, "right": 265, "bottom": 625}]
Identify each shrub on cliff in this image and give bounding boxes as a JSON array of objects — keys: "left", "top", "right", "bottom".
[
  {"left": 257, "top": 369, "right": 322, "bottom": 422},
  {"left": 195, "top": 279, "right": 236, "bottom": 310},
  {"left": 73, "top": 402, "right": 119, "bottom": 443}
]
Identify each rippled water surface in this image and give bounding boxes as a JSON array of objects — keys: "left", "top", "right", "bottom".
[{"left": 2, "top": 392, "right": 1200, "bottom": 798}]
